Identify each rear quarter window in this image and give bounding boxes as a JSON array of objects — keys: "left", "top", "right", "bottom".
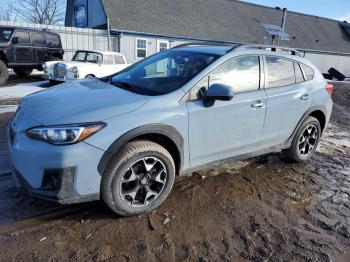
[
  {"left": 266, "top": 56, "right": 295, "bottom": 88},
  {"left": 31, "top": 33, "right": 45, "bottom": 46},
  {"left": 301, "top": 64, "right": 315, "bottom": 81},
  {"left": 45, "top": 34, "right": 61, "bottom": 48},
  {"left": 114, "top": 55, "right": 125, "bottom": 64}
]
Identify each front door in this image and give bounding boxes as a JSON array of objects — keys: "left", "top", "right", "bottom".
[
  {"left": 12, "top": 31, "right": 34, "bottom": 64},
  {"left": 187, "top": 55, "right": 267, "bottom": 167}
]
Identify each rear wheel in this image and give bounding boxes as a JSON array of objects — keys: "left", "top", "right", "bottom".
[
  {"left": 101, "top": 140, "right": 175, "bottom": 216},
  {"left": 286, "top": 116, "right": 321, "bottom": 162},
  {"left": 13, "top": 68, "right": 33, "bottom": 77},
  {"left": 0, "top": 60, "right": 9, "bottom": 86}
]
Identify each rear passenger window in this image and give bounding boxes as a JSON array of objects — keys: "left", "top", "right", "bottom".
[
  {"left": 45, "top": 34, "right": 61, "bottom": 48},
  {"left": 294, "top": 63, "right": 305, "bottom": 83},
  {"left": 14, "top": 32, "right": 30, "bottom": 45},
  {"left": 302, "top": 64, "right": 315, "bottom": 81},
  {"left": 210, "top": 56, "right": 260, "bottom": 93},
  {"left": 104, "top": 55, "right": 114, "bottom": 64},
  {"left": 31, "top": 33, "right": 45, "bottom": 46},
  {"left": 114, "top": 55, "right": 125, "bottom": 64},
  {"left": 266, "top": 57, "right": 295, "bottom": 88}
]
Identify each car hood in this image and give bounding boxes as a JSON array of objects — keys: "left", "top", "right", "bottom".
[{"left": 20, "top": 79, "right": 149, "bottom": 126}]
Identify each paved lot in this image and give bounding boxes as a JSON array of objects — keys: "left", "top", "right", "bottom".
[{"left": 0, "top": 81, "right": 349, "bottom": 261}]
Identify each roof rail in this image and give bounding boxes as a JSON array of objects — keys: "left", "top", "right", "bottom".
[
  {"left": 234, "top": 44, "right": 303, "bottom": 56},
  {"left": 172, "top": 42, "right": 237, "bottom": 49}
]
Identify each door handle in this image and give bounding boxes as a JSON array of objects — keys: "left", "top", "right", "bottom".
[
  {"left": 251, "top": 101, "right": 265, "bottom": 109},
  {"left": 301, "top": 94, "right": 309, "bottom": 101}
]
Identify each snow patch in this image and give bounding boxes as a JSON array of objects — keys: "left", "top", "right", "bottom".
[{"left": 0, "top": 81, "right": 46, "bottom": 100}]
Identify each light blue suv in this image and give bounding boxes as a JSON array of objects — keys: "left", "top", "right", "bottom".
[{"left": 7, "top": 44, "right": 333, "bottom": 216}]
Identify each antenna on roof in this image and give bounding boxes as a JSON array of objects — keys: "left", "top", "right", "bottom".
[{"left": 260, "top": 8, "right": 289, "bottom": 45}]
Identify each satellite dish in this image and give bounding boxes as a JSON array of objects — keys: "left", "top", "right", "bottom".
[{"left": 260, "top": 23, "right": 290, "bottom": 41}]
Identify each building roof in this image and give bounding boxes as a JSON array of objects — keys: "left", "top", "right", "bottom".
[{"left": 83, "top": 0, "right": 350, "bottom": 53}]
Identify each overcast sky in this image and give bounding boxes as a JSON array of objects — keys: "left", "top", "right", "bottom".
[{"left": 242, "top": 0, "right": 350, "bottom": 21}]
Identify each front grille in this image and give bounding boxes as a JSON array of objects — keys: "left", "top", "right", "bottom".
[{"left": 53, "top": 63, "right": 67, "bottom": 78}]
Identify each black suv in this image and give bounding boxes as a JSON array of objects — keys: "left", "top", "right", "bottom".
[{"left": 0, "top": 26, "right": 64, "bottom": 86}]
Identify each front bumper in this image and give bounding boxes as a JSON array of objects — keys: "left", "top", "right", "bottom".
[{"left": 7, "top": 122, "right": 105, "bottom": 204}]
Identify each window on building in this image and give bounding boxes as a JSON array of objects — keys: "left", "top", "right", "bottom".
[
  {"left": 157, "top": 40, "right": 169, "bottom": 52},
  {"left": 114, "top": 55, "right": 125, "bottom": 64},
  {"left": 136, "top": 38, "right": 147, "bottom": 59},
  {"left": 266, "top": 56, "right": 295, "bottom": 88},
  {"left": 31, "top": 33, "right": 45, "bottom": 46},
  {"left": 14, "top": 32, "right": 30, "bottom": 45},
  {"left": 301, "top": 64, "right": 315, "bottom": 81}
]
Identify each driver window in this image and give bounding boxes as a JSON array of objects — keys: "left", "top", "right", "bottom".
[
  {"left": 210, "top": 56, "right": 260, "bottom": 93},
  {"left": 190, "top": 56, "right": 260, "bottom": 100}
]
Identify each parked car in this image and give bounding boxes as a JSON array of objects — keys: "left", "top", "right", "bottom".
[
  {"left": 8, "top": 43, "right": 333, "bottom": 217},
  {"left": 43, "top": 50, "right": 129, "bottom": 84},
  {"left": 0, "top": 26, "right": 63, "bottom": 86}
]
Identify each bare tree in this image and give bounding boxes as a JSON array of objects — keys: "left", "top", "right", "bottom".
[
  {"left": 14, "top": 0, "right": 65, "bottom": 25},
  {"left": 0, "top": 2, "right": 16, "bottom": 21}
]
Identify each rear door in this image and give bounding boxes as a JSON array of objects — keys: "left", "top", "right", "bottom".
[
  {"left": 261, "top": 56, "right": 313, "bottom": 147},
  {"left": 187, "top": 55, "right": 267, "bottom": 166},
  {"left": 12, "top": 31, "right": 34, "bottom": 64},
  {"left": 31, "top": 32, "right": 47, "bottom": 63}
]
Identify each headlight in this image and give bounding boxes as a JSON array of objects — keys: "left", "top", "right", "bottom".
[
  {"left": 26, "top": 122, "right": 106, "bottom": 145},
  {"left": 42, "top": 63, "right": 47, "bottom": 69},
  {"left": 71, "top": 66, "right": 78, "bottom": 73}
]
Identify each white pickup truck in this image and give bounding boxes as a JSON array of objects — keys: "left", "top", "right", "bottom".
[{"left": 43, "top": 50, "right": 129, "bottom": 83}]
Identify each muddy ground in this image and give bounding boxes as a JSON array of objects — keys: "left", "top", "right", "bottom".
[{"left": 0, "top": 83, "right": 349, "bottom": 261}]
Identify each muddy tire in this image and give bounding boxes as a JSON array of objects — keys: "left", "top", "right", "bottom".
[
  {"left": 101, "top": 140, "right": 175, "bottom": 216},
  {"left": 287, "top": 116, "right": 321, "bottom": 162},
  {"left": 13, "top": 68, "right": 33, "bottom": 77},
  {"left": 0, "top": 60, "right": 9, "bottom": 86}
]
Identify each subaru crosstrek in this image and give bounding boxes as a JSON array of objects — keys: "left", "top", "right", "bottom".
[{"left": 7, "top": 44, "right": 333, "bottom": 216}]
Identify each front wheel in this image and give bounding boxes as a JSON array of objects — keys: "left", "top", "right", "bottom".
[
  {"left": 0, "top": 60, "right": 9, "bottom": 86},
  {"left": 101, "top": 140, "right": 175, "bottom": 216},
  {"left": 286, "top": 116, "right": 321, "bottom": 162}
]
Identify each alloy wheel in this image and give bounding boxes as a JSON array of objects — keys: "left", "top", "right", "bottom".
[
  {"left": 298, "top": 124, "right": 318, "bottom": 156},
  {"left": 120, "top": 157, "right": 167, "bottom": 207}
]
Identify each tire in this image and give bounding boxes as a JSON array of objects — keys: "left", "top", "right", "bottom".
[
  {"left": 13, "top": 68, "right": 33, "bottom": 77},
  {"left": 101, "top": 140, "right": 175, "bottom": 216},
  {"left": 286, "top": 116, "right": 321, "bottom": 162},
  {"left": 85, "top": 74, "right": 95, "bottom": 78},
  {"left": 0, "top": 60, "right": 9, "bottom": 86}
]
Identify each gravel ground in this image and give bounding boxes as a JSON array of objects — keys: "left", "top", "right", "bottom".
[{"left": 0, "top": 83, "right": 349, "bottom": 261}]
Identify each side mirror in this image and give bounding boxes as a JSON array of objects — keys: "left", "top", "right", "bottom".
[
  {"left": 203, "top": 83, "right": 233, "bottom": 108},
  {"left": 12, "top": 37, "right": 19, "bottom": 45}
]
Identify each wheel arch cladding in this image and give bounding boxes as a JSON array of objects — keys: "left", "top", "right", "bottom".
[
  {"left": 98, "top": 124, "right": 184, "bottom": 176},
  {"left": 309, "top": 110, "right": 326, "bottom": 132}
]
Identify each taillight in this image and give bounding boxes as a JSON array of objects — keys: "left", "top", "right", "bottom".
[{"left": 325, "top": 84, "right": 333, "bottom": 96}]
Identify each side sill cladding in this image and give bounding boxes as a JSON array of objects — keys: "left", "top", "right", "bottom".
[{"left": 97, "top": 124, "right": 184, "bottom": 176}]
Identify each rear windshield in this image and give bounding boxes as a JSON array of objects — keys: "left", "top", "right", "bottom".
[{"left": 0, "top": 28, "right": 13, "bottom": 42}]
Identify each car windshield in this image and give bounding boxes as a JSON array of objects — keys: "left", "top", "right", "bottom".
[
  {"left": 72, "top": 51, "right": 103, "bottom": 63},
  {"left": 0, "top": 28, "right": 13, "bottom": 42},
  {"left": 108, "top": 50, "right": 220, "bottom": 95}
]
